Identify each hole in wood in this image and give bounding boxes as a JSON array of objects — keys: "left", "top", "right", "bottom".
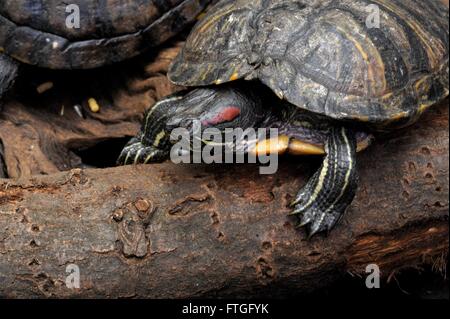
[{"left": 72, "top": 137, "right": 131, "bottom": 169}]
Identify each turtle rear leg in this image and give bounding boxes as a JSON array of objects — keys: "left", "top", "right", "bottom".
[
  {"left": 290, "top": 126, "right": 358, "bottom": 237},
  {"left": 0, "top": 54, "right": 19, "bottom": 99}
]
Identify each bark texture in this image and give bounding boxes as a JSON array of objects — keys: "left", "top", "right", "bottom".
[
  {"left": 0, "top": 101, "right": 448, "bottom": 298},
  {"left": 0, "top": 42, "right": 183, "bottom": 178}
]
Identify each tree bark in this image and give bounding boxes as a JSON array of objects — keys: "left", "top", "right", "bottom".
[
  {"left": 0, "top": 42, "right": 183, "bottom": 179},
  {"left": 0, "top": 100, "right": 448, "bottom": 298}
]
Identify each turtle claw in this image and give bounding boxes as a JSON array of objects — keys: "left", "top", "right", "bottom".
[
  {"left": 289, "top": 200, "right": 301, "bottom": 210},
  {"left": 117, "top": 138, "right": 168, "bottom": 165},
  {"left": 288, "top": 205, "right": 302, "bottom": 215},
  {"left": 295, "top": 218, "right": 310, "bottom": 229},
  {"left": 291, "top": 205, "right": 341, "bottom": 238}
]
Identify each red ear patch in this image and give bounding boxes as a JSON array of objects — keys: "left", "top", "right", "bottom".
[{"left": 202, "top": 106, "right": 241, "bottom": 126}]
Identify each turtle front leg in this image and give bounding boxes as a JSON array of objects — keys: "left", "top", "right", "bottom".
[
  {"left": 290, "top": 126, "right": 358, "bottom": 237},
  {"left": 0, "top": 53, "right": 19, "bottom": 99},
  {"left": 118, "top": 85, "right": 270, "bottom": 166},
  {"left": 117, "top": 94, "right": 182, "bottom": 165}
]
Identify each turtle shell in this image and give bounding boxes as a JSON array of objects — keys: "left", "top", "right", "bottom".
[
  {"left": 169, "top": 0, "right": 449, "bottom": 127},
  {"left": 0, "top": 0, "right": 212, "bottom": 69}
]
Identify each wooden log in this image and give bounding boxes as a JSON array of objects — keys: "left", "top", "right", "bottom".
[
  {"left": 0, "top": 100, "right": 447, "bottom": 298},
  {"left": 0, "top": 42, "right": 183, "bottom": 179}
]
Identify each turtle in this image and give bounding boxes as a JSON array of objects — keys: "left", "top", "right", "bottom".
[
  {"left": 0, "top": 0, "right": 215, "bottom": 98},
  {"left": 118, "top": 0, "right": 449, "bottom": 237}
]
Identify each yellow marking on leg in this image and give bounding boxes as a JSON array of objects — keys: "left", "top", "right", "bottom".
[
  {"left": 315, "top": 132, "right": 339, "bottom": 228},
  {"left": 323, "top": 128, "right": 354, "bottom": 215},
  {"left": 303, "top": 154, "right": 330, "bottom": 209},
  {"left": 340, "top": 128, "right": 354, "bottom": 198},
  {"left": 144, "top": 151, "right": 157, "bottom": 164},
  {"left": 153, "top": 131, "right": 166, "bottom": 148}
]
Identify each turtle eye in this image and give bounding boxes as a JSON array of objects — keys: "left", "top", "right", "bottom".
[{"left": 201, "top": 106, "right": 241, "bottom": 127}]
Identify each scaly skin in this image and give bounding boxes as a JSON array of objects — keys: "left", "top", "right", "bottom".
[{"left": 290, "top": 127, "right": 358, "bottom": 237}]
